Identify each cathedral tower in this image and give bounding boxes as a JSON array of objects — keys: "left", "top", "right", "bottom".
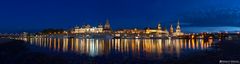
[
  {"left": 170, "top": 24, "right": 174, "bottom": 34},
  {"left": 104, "top": 19, "right": 111, "bottom": 33},
  {"left": 157, "top": 23, "right": 161, "bottom": 30},
  {"left": 176, "top": 19, "right": 181, "bottom": 33},
  {"left": 104, "top": 19, "right": 111, "bottom": 30},
  {"left": 98, "top": 23, "right": 103, "bottom": 28}
]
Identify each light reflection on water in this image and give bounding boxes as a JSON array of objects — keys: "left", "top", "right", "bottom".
[{"left": 18, "top": 38, "right": 215, "bottom": 58}]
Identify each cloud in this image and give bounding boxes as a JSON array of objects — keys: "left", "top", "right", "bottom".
[
  {"left": 183, "top": 26, "right": 240, "bottom": 33},
  {"left": 180, "top": 8, "right": 240, "bottom": 27}
]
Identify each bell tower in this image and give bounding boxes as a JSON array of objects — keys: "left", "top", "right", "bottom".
[
  {"left": 170, "top": 24, "right": 174, "bottom": 34},
  {"left": 104, "top": 19, "right": 111, "bottom": 33},
  {"left": 157, "top": 23, "right": 161, "bottom": 30},
  {"left": 104, "top": 19, "right": 111, "bottom": 30},
  {"left": 176, "top": 19, "right": 181, "bottom": 33}
]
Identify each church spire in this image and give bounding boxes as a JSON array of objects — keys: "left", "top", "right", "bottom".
[
  {"left": 178, "top": 19, "right": 180, "bottom": 25},
  {"left": 170, "top": 24, "right": 174, "bottom": 34},
  {"left": 157, "top": 23, "right": 161, "bottom": 30},
  {"left": 98, "top": 23, "right": 103, "bottom": 28},
  {"left": 176, "top": 18, "right": 181, "bottom": 32},
  {"left": 104, "top": 19, "right": 111, "bottom": 30},
  {"left": 177, "top": 18, "right": 180, "bottom": 28}
]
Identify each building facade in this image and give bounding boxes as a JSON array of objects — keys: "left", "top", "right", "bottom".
[
  {"left": 70, "top": 18, "right": 183, "bottom": 37},
  {"left": 173, "top": 20, "right": 184, "bottom": 36},
  {"left": 71, "top": 24, "right": 103, "bottom": 34},
  {"left": 71, "top": 19, "right": 111, "bottom": 34},
  {"left": 103, "top": 19, "right": 112, "bottom": 33},
  {"left": 145, "top": 23, "right": 169, "bottom": 34}
]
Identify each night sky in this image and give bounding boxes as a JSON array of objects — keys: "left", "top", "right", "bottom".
[{"left": 0, "top": 0, "right": 240, "bottom": 33}]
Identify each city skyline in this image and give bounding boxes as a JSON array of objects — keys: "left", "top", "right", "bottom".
[
  {"left": 1, "top": 18, "right": 239, "bottom": 33},
  {"left": 1, "top": 0, "right": 240, "bottom": 33},
  {"left": 1, "top": 0, "right": 240, "bottom": 64}
]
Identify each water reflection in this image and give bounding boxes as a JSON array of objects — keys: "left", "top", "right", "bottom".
[{"left": 19, "top": 38, "right": 214, "bottom": 58}]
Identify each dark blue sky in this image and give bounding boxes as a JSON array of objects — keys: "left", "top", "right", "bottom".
[{"left": 0, "top": 0, "right": 240, "bottom": 33}]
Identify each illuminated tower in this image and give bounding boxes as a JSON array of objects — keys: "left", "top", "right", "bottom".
[
  {"left": 104, "top": 19, "right": 111, "bottom": 30},
  {"left": 157, "top": 23, "right": 161, "bottom": 30},
  {"left": 170, "top": 24, "right": 174, "bottom": 34},
  {"left": 86, "top": 24, "right": 91, "bottom": 28},
  {"left": 176, "top": 19, "right": 181, "bottom": 33},
  {"left": 98, "top": 23, "right": 103, "bottom": 28},
  {"left": 97, "top": 23, "right": 104, "bottom": 33},
  {"left": 156, "top": 23, "right": 162, "bottom": 33},
  {"left": 104, "top": 19, "right": 111, "bottom": 33}
]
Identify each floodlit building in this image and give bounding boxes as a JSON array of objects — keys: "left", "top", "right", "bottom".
[
  {"left": 103, "top": 19, "right": 111, "bottom": 33},
  {"left": 71, "top": 24, "right": 103, "bottom": 34},
  {"left": 169, "top": 24, "right": 174, "bottom": 35},
  {"left": 70, "top": 19, "right": 111, "bottom": 34},
  {"left": 145, "top": 19, "right": 184, "bottom": 37},
  {"left": 69, "top": 18, "right": 184, "bottom": 38},
  {"left": 115, "top": 28, "right": 145, "bottom": 34},
  {"left": 173, "top": 19, "right": 184, "bottom": 36},
  {"left": 145, "top": 23, "right": 169, "bottom": 34}
]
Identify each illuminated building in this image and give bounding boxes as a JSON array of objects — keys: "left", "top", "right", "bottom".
[
  {"left": 169, "top": 24, "right": 174, "bottom": 35},
  {"left": 69, "top": 18, "right": 184, "bottom": 38},
  {"left": 173, "top": 19, "right": 184, "bottom": 36},
  {"left": 104, "top": 19, "right": 111, "bottom": 33},
  {"left": 145, "top": 23, "right": 169, "bottom": 34},
  {"left": 115, "top": 28, "right": 145, "bottom": 34},
  {"left": 70, "top": 19, "right": 112, "bottom": 34},
  {"left": 71, "top": 24, "right": 104, "bottom": 34},
  {"left": 114, "top": 28, "right": 145, "bottom": 38},
  {"left": 145, "top": 20, "right": 184, "bottom": 37}
]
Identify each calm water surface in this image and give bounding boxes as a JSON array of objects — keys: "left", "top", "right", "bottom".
[{"left": 17, "top": 37, "right": 218, "bottom": 62}]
